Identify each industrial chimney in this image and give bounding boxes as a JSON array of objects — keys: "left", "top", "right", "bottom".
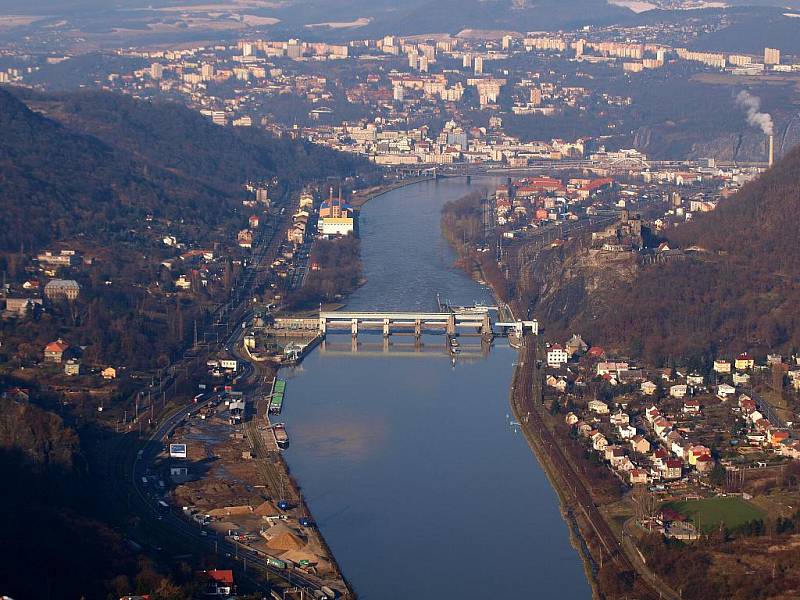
[{"left": 769, "top": 134, "right": 774, "bottom": 168}]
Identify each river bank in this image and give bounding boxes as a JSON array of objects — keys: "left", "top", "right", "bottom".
[
  {"left": 509, "top": 346, "right": 599, "bottom": 598},
  {"left": 438, "top": 186, "right": 675, "bottom": 600},
  {"left": 349, "top": 175, "right": 435, "bottom": 208},
  {"left": 252, "top": 386, "right": 356, "bottom": 598},
  {"left": 467, "top": 243, "right": 603, "bottom": 597},
  {"left": 436, "top": 187, "right": 613, "bottom": 597},
  {"left": 278, "top": 177, "right": 591, "bottom": 599}
]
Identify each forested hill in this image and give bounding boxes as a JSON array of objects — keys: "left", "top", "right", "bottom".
[
  {"left": 0, "top": 87, "right": 373, "bottom": 252},
  {"left": 24, "top": 89, "right": 369, "bottom": 191},
  {"left": 544, "top": 146, "right": 800, "bottom": 365},
  {"left": 667, "top": 145, "right": 800, "bottom": 265}
]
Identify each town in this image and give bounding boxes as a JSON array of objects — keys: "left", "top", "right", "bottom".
[
  {"left": 2, "top": 16, "right": 797, "bottom": 168},
  {"left": 3, "top": 2, "right": 800, "bottom": 600}
]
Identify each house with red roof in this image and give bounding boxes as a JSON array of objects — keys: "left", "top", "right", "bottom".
[
  {"left": 735, "top": 352, "right": 754, "bottom": 371},
  {"left": 44, "top": 339, "right": 70, "bottom": 363},
  {"left": 629, "top": 468, "right": 649, "bottom": 485},
  {"left": 695, "top": 454, "right": 714, "bottom": 473},
  {"left": 196, "top": 569, "right": 235, "bottom": 596},
  {"left": 664, "top": 459, "right": 683, "bottom": 479}
]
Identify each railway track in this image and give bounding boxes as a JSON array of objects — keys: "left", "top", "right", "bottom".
[{"left": 511, "top": 338, "right": 680, "bottom": 600}]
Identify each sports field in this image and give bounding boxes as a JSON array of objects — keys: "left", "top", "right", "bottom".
[{"left": 665, "top": 496, "right": 766, "bottom": 533}]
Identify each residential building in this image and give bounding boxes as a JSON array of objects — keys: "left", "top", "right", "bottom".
[
  {"left": 717, "top": 383, "right": 736, "bottom": 399},
  {"left": 669, "top": 384, "right": 688, "bottom": 398},
  {"left": 592, "top": 432, "right": 609, "bottom": 451},
  {"left": 588, "top": 399, "right": 609, "bottom": 414},
  {"left": 237, "top": 229, "right": 253, "bottom": 248},
  {"left": 631, "top": 435, "right": 651, "bottom": 454},
  {"left": 44, "top": 279, "right": 80, "bottom": 301},
  {"left": 629, "top": 468, "right": 649, "bottom": 485},
  {"left": 197, "top": 569, "right": 235, "bottom": 596},
  {"left": 44, "top": 339, "right": 70, "bottom": 363},
  {"left": 4, "top": 297, "right": 42, "bottom": 317},
  {"left": 664, "top": 458, "right": 683, "bottom": 479},
  {"left": 695, "top": 454, "right": 714, "bottom": 473},
  {"left": 686, "top": 373, "right": 704, "bottom": 386},
  {"left": 64, "top": 359, "right": 81, "bottom": 376},
  {"left": 565, "top": 333, "right": 588, "bottom": 356},
  {"left": 547, "top": 344, "right": 569, "bottom": 367},
  {"left": 610, "top": 412, "right": 630, "bottom": 427},
  {"left": 682, "top": 399, "right": 701, "bottom": 414},
  {"left": 733, "top": 372, "right": 751, "bottom": 385},
  {"left": 596, "top": 361, "right": 628, "bottom": 376},
  {"left": 713, "top": 359, "right": 731, "bottom": 374},
  {"left": 735, "top": 352, "right": 754, "bottom": 370},
  {"left": 764, "top": 47, "right": 781, "bottom": 65},
  {"left": 37, "top": 250, "right": 81, "bottom": 267},
  {"left": 640, "top": 381, "right": 657, "bottom": 395}
]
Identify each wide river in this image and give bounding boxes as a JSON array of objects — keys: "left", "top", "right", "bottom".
[{"left": 283, "top": 178, "right": 591, "bottom": 599}]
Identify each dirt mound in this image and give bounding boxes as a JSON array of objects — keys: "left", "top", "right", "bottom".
[
  {"left": 262, "top": 522, "right": 305, "bottom": 552},
  {"left": 253, "top": 500, "right": 279, "bottom": 516}
]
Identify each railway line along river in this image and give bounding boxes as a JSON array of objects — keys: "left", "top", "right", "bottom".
[{"left": 281, "top": 177, "right": 591, "bottom": 599}]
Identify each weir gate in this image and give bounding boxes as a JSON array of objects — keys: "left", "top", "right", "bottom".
[{"left": 318, "top": 311, "right": 538, "bottom": 338}]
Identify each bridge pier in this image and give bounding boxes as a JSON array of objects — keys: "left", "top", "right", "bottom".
[
  {"left": 383, "top": 318, "right": 390, "bottom": 337},
  {"left": 351, "top": 318, "right": 358, "bottom": 338},
  {"left": 446, "top": 315, "right": 456, "bottom": 336},
  {"left": 481, "top": 314, "right": 492, "bottom": 339},
  {"left": 319, "top": 317, "right": 327, "bottom": 335},
  {"left": 414, "top": 319, "right": 422, "bottom": 338}
]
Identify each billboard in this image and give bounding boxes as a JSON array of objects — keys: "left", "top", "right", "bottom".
[{"left": 169, "top": 443, "right": 187, "bottom": 458}]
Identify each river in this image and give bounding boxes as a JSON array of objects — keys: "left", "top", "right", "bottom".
[{"left": 282, "top": 178, "right": 591, "bottom": 599}]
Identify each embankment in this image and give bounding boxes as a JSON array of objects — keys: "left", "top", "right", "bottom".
[{"left": 350, "top": 175, "right": 434, "bottom": 208}]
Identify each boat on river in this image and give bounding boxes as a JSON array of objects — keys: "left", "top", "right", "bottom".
[
  {"left": 269, "top": 379, "right": 287, "bottom": 414},
  {"left": 272, "top": 423, "right": 289, "bottom": 449}
]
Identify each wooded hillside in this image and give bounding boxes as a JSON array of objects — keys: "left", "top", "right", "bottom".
[
  {"left": 551, "top": 145, "right": 800, "bottom": 364},
  {"left": 0, "top": 87, "right": 374, "bottom": 252}
]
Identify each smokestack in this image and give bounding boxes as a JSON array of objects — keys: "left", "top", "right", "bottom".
[{"left": 769, "top": 134, "right": 774, "bottom": 168}]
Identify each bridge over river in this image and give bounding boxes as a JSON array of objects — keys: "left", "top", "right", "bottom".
[
  {"left": 271, "top": 310, "right": 537, "bottom": 338},
  {"left": 318, "top": 310, "right": 537, "bottom": 338}
]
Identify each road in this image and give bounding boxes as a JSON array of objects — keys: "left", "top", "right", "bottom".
[
  {"left": 404, "top": 157, "right": 769, "bottom": 178},
  {"left": 745, "top": 387, "right": 788, "bottom": 428}
]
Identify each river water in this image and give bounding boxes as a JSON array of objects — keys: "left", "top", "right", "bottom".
[{"left": 282, "top": 178, "right": 591, "bottom": 599}]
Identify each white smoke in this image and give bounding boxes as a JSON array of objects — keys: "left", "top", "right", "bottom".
[{"left": 736, "top": 90, "right": 774, "bottom": 136}]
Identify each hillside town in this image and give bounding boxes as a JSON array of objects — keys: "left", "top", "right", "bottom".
[
  {"left": 539, "top": 329, "right": 800, "bottom": 542},
  {"left": 2, "top": 18, "right": 797, "bottom": 170}
]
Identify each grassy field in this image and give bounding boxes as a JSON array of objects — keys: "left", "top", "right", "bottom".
[{"left": 665, "top": 496, "right": 766, "bottom": 533}]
